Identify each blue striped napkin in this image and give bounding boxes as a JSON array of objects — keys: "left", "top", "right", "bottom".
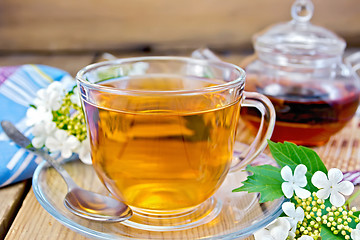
[{"left": 0, "top": 64, "right": 74, "bottom": 187}]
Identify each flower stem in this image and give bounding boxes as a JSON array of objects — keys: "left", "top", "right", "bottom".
[{"left": 345, "top": 188, "right": 360, "bottom": 207}]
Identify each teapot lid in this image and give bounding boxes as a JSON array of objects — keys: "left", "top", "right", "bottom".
[{"left": 254, "top": 0, "right": 346, "bottom": 67}]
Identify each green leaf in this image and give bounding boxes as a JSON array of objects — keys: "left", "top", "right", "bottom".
[
  {"left": 26, "top": 142, "right": 35, "bottom": 149},
  {"left": 70, "top": 85, "right": 77, "bottom": 93},
  {"left": 268, "top": 141, "right": 328, "bottom": 192},
  {"left": 353, "top": 211, "right": 360, "bottom": 218},
  {"left": 96, "top": 65, "right": 127, "bottom": 83},
  {"left": 268, "top": 141, "right": 327, "bottom": 174},
  {"left": 320, "top": 224, "right": 346, "bottom": 239},
  {"left": 233, "top": 164, "right": 283, "bottom": 203}
]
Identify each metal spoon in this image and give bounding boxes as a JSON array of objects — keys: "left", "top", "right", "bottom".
[{"left": 1, "top": 120, "right": 132, "bottom": 222}]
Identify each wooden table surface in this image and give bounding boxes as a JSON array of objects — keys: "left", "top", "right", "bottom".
[{"left": 1, "top": 51, "right": 360, "bottom": 240}]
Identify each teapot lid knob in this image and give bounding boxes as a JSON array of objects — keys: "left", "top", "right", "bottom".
[
  {"left": 291, "top": 0, "right": 314, "bottom": 23},
  {"left": 253, "top": 0, "right": 346, "bottom": 67}
]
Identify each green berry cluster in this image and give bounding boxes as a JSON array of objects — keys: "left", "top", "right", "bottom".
[
  {"left": 294, "top": 193, "right": 324, "bottom": 239},
  {"left": 52, "top": 90, "right": 87, "bottom": 142},
  {"left": 321, "top": 205, "right": 358, "bottom": 239},
  {"left": 293, "top": 193, "right": 359, "bottom": 239}
]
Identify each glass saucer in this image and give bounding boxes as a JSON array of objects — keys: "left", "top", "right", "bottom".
[{"left": 32, "top": 146, "right": 284, "bottom": 240}]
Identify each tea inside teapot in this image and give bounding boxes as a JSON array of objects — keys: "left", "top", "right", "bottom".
[{"left": 242, "top": 75, "right": 360, "bottom": 146}]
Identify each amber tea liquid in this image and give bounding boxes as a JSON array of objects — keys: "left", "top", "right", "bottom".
[{"left": 83, "top": 76, "right": 241, "bottom": 213}]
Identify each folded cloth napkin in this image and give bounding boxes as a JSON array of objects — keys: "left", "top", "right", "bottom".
[{"left": 0, "top": 64, "right": 74, "bottom": 187}]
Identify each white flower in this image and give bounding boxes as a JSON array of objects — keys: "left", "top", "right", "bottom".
[
  {"left": 45, "top": 129, "right": 80, "bottom": 159},
  {"left": 288, "top": 231, "right": 295, "bottom": 240},
  {"left": 351, "top": 223, "right": 360, "bottom": 240},
  {"left": 31, "top": 121, "right": 57, "bottom": 148},
  {"left": 26, "top": 106, "right": 53, "bottom": 126},
  {"left": 299, "top": 236, "right": 314, "bottom": 240},
  {"left": 311, "top": 168, "right": 354, "bottom": 207},
  {"left": 34, "top": 81, "right": 64, "bottom": 111},
  {"left": 254, "top": 217, "right": 291, "bottom": 240},
  {"left": 281, "top": 164, "right": 311, "bottom": 199},
  {"left": 75, "top": 138, "right": 92, "bottom": 165},
  {"left": 58, "top": 75, "right": 76, "bottom": 90},
  {"left": 70, "top": 86, "right": 81, "bottom": 106},
  {"left": 282, "top": 202, "right": 304, "bottom": 229},
  {"left": 128, "top": 62, "right": 149, "bottom": 76}
]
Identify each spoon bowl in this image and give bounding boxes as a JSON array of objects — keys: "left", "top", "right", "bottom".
[
  {"left": 1, "top": 120, "right": 132, "bottom": 222},
  {"left": 64, "top": 188, "right": 132, "bottom": 221}
]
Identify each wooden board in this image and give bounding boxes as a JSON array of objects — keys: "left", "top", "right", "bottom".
[
  {"left": 0, "top": 181, "right": 29, "bottom": 240},
  {"left": 4, "top": 187, "right": 91, "bottom": 240},
  {"left": 5, "top": 162, "right": 256, "bottom": 240},
  {"left": 0, "top": 0, "right": 359, "bottom": 52}
]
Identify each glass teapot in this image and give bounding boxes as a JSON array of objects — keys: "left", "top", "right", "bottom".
[{"left": 243, "top": 0, "right": 360, "bottom": 146}]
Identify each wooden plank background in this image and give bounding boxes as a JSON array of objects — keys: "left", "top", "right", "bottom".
[
  {"left": 0, "top": 0, "right": 359, "bottom": 52},
  {"left": 0, "top": 181, "right": 29, "bottom": 240}
]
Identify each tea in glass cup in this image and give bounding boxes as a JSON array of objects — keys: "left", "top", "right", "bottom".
[{"left": 76, "top": 57, "right": 275, "bottom": 230}]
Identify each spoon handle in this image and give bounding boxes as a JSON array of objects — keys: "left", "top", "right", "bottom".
[{"left": 1, "top": 120, "right": 78, "bottom": 190}]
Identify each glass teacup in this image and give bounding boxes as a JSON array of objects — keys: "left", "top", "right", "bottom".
[{"left": 76, "top": 56, "right": 275, "bottom": 230}]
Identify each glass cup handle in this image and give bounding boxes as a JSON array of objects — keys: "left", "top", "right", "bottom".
[
  {"left": 229, "top": 91, "right": 276, "bottom": 172},
  {"left": 190, "top": 48, "right": 276, "bottom": 171}
]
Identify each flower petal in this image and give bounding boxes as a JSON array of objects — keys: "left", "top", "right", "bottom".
[
  {"left": 281, "top": 166, "right": 293, "bottom": 182},
  {"left": 294, "top": 186, "right": 311, "bottom": 199},
  {"left": 285, "top": 216, "right": 297, "bottom": 230},
  {"left": 254, "top": 229, "right": 273, "bottom": 240},
  {"left": 351, "top": 229, "right": 360, "bottom": 240},
  {"left": 268, "top": 217, "right": 291, "bottom": 240},
  {"left": 288, "top": 231, "right": 295, "bottom": 239},
  {"left": 48, "top": 81, "right": 63, "bottom": 91},
  {"left": 64, "top": 135, "right": 80, "bottom": 150},
  {"left": 316, "top": 188, "right": 331, "bottom": 200},
  {"left": 44, "top": 121, "right": 56, "bottom": 134},
  {"left": 311, "top": 171, "right": 329, "bottom": 189},
  {"left": 328, "top": 168, "right": 344, "bottom": 185},
  {"left": 337, "top": 181, "right": 354, "bottom": 196},
  {"left": 45, "top": 137, "right": 60, "bottom": 151},
  {"left": 61, "top": 148, "right": 73, "bottom": 159},
  {"left": 329, "top": 191, "right": 345, "bottom": 207},
  {"left": 282, "top": 182, "right": 294, "bottom": 198},
  {"left": 32, "top": 123, "right": 45, "bottom": 136},
  {"left": 299, "top": 236, "right": 314, "bottom": 240},
  {"left": 32, "top": 136, "right": 45, "bottom": 148},
  {"left": 357, "top": 223, "right": 360, "bottom": 230},
  {"left": 79, "top": 152, "right": 92, "bottom": 165},
  {"left": 295, "top": 175, "right": 308, "bottom": 188},
  {"left": 282, "top": 202, "right": 295, "bottom": 217},
  {"left": 70, "top": 88, "right": 81, "bottom": 106},
  {"left": 294, "top": 164, "right": 307, "bottom": 178},
  {"left": 35, "top": 88, "right": 46, "bottom": 98},
  {"left": 294, "top": 206, "right": 305, "bottom": 222},
  {"left": 54, "top": 129, "right": 68, "bottom": 141}
]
